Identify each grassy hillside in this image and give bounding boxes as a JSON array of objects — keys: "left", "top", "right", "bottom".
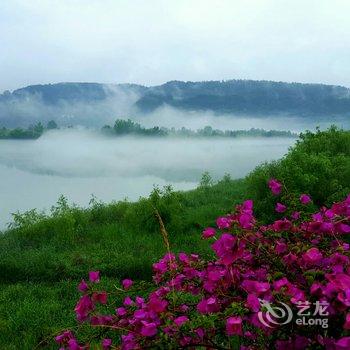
[{"left": 0, "top": 127, "right": 349, "bottom": 349}]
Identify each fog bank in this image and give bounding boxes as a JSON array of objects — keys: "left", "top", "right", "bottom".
[{"left": 0, "top": 129, "right": 295, "bottom": 228}]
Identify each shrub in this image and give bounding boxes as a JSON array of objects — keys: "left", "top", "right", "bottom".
[
  {"left": 56, "top": 180, "right": 350, "bottom": 349},
  {"left": 246, "top": 127, "right": 350, "bottom": 222}
]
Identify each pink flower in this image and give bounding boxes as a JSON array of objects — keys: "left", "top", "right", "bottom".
[
  {"left": 272, "top": 219, "right": 292, "bottom": 232},
  {"left": 202, "top": 227, "right": 216, "bottom": 239},
  {"left": 135, "top": 296, "right": 145, "bottom": 307},
  {"left": 283, "top": 252, "right": 298, "bottom": 265},
  {"left": 148, "top": 296, "right": 168, "bottom": 313},
  {"left": 216, "top": 216, "right": 231, "bottom": 229},
  {"left": 268, "top": 179, "right": 282, "bottom": 195},
  {"left": 273, "top": 277, "right": 290, "bottom": 291},
  {"left": 325, "top": 209, "right": 335, "bottom": 219},
  {"left": 300, "top": 194, "right": 312, "bottom": 205},
  {"left": 153, "top": 261, "right": 168, "bottom": 274},
  {"left": 326, "top": 273, "right": 350, "bottom": 290},
  {"left": 123, "top": 296, "right": 134, "bottom": 306},
  {"left": 178, "top": 252, "right": 190, "bottom": 263},
  {"left": 211, "top": 233, "right": 236, "bottom": 265},
  {"left": 246, "top": 293, "right": 260, "bottom": 312},
  {"left": 334, "top": 337, "right": 350, "bottom": 350},
  {"left": 291, "top": 211, "right": 300, "bottom": 220},
  {"left": 74, "top": 295, "right": 94, "bottom": 322},
  {"left": 241, "top": 280, "right": 270, "bottom": 295},
  {"left": 102, "top": 338, "right": 112, "bottom": 350},
  {"left": 226, "top": 316, "right": 243, "bottom": 336},
  {"left": 122, "top": 279, "right": 133, "bottom": 290},
  {"left": 275, "top": 241, "right": 287, "bottom": 254},
  {"left": 55, "top": 330, "right": 74, "bottom": 344},
  {"left": 239, "top": 213, "right": 254, "bottom": 229},
  {"left": 302, "top": 247, "right": 323, "bottom": 265},
  {"left": 197, "top": 297, "right": 220, "bottom": 314},
  {"left": 116, "top": 307, "right": 127, "bottom": 316},
  {"left": 338, "top": 223, "right": 350, "bottom": 234},
  {"left": 89, "top": 271, "right": 100, "bottom": 283},
  {"left": 174, "top": 316, "right": 189, "bottom": 326},
  {"left": 92, "top": 292, "right": 107, "bottom": 304},
  {"left": 140, "top": 321, "right": 157, "bottom": 337},
  {"left": 242, "top": 199, "right": 253, "bottom": 211},
  {"left": 195, "top": 328, "right": 205, "bottom": 338},
  {"left": 67, "top": 338, "right": 81, "bottom": 350},
  {"left": 275, "top": 203, "right": 287, "bottom": 213},
  {"left": 78, "top": 279, "right": 88, "bottom": 292},
  {"left": 134, "top": 309, "right": 147, "bottom": 319},
  {"left": 121, "top": 333, "right": 137, "bottom": 350}
]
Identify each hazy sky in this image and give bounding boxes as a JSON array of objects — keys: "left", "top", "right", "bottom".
[{"left": 1, "top": 0, "right": 350, "bottom": 91}]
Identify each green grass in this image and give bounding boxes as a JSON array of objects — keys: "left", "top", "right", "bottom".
[{"left": 0, "top": 177, "right": 247, "bottom": 348}]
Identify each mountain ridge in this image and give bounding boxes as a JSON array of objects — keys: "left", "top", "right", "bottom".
[{"left": 1, "top": 79, "right": 350, "bottom": 127}]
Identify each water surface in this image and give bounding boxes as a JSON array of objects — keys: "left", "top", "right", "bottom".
[{"left": 0, "top": 130, "right": 295, "bottom": 229}]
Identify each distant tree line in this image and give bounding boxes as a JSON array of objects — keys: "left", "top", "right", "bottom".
[
  {"left": 0, "top": 120, "right": 58, "bottom": 139},
  {"left": 101, "top": 119, "right": 297, "bottom": 138}
]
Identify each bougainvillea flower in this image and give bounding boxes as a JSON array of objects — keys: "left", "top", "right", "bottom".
[
  {"left": 268, "top": 178, "right": 282, "bottom": 195},
  {"left": 197, "top": 296, "right": 220, "bottom": 314},
  {"left": 241, "top": 280, "right": 270, "bottom": 295},
  {"left": 226, "top": 316, "right": 243, "bottom": 336},
  {"left": 211, "top": 233, "right": 237, "bottom": 265},
  {"left": 216, "top": 216, "right": 231, "bottom": 229},
  {"left": 122, "top": 279, "right": 133, "bottom": 290},
  {"left": 246, "top": 293, "right": 260, "bottom": 312},
  {"left": 291, "top": 211, "right": 300, "bottom": 220},
  {"left": 202, "top": 227, "right": 216, "bottom": 239},
  {"left": 148, "top": 296, "right": 168, "bottom": 313},
  {"left": 302, "top": 248, "right": 323, "bottom": 266},
  {"left": 74, "top": 295, "right": 94, "bottom": 322},
  {"left": 88, "top": 271, "right": 100, "bottom": 283},
  {"left": 64, "top": 189, "right": 350, "bottom": 350},
  {"left": 300, "top": 194, "right": 312, "bottom": 204},
  {"left": 92, "top": 291, "right": 108, "bottom": 304},
  {"left": 123, "top": 296, "right": 134, "bottom": 307},
  {"left": 275, "top": 202, "right": 287, "bottom": 213},
  {"left": 102, "top": 338, "right": 112, "bottom": 350},
  {"left": 78, "top": 279, "right": 88, "bottom": 292},
  {"left": 140, "top": 321, "right": 157, "bottom": 337},
  {"left": 174, "top": 316, "right": 189, "bottom": 327}
]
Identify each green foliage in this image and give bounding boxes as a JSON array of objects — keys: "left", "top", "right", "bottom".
[
  {"left": 101, "top": 119, "right": 296, "bottom": 138},
  {"left": 46, "top": 120, "right": 58, "bottom": 129},
  {"left": 101, "top": 119, "right": 168, "bottom": 136},
  {"left": 199, "top": 171, "right": 214, "bottom": 188},
  {"left": 246, "top": 126, "right": 350, "bottom": 221},
  {"left": 0, "top": 121, "right": 58, "bottom": 139}
]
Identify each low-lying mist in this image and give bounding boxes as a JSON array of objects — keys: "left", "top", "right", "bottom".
[
  {"left": 1, "top": 129, "right": 295, "bottom": 180},
  {"left": 131, "top": 106, "right": 350, "bottom": 133},
  {"left": 0, "top": 129, "right": 295, "bottom": 228}
]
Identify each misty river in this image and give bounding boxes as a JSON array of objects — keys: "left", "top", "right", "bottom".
[{"left": 0, "top": 129, "right": 296, "bottom": 229}]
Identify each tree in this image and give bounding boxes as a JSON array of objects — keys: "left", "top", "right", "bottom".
[{"left": 47, "top": 120, "right": 58, "bottom": 129}]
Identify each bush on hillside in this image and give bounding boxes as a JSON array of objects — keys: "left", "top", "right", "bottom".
[{"left": 246, "top": 127, "right": 350, "bottom": 222}]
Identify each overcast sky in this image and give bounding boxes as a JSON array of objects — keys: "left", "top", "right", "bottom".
[{"left": 1, "top": 0, "right": 350, "bottom": 91}]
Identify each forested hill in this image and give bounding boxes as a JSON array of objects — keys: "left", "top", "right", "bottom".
[
  {"left": 1, "top": 80, "right": 350, "bottom": 127},
  {"left": 136, "top": 80, "right": 350, "bottom": 115}
]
